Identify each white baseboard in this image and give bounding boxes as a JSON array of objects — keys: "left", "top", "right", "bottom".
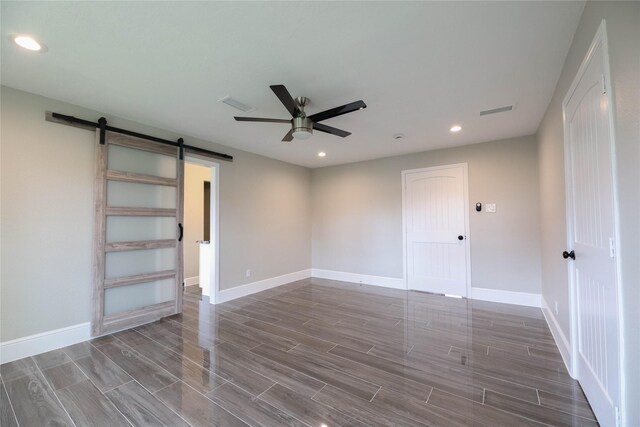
[
  {"left": 310, "top": 271, "right": 543, "bottom": 310},
  {"left": 0, "top": 274, "right": 549, "bottom": 364},
  {"left": 184, "top": 276, "right": 199, "bottom": 287},
  {"left": 471, "top": 287, "right": 541, "bottom": 308},
  {"left": 0, "top": 322, "right": 91, "bottom": 364},
  {"left": 216, "top": 269, "right": 312, "bottom": 304},
  {"left": 0, "top": 270, "right": 312, "bottom": 362},
  {"left": 311, "top": 269, "right": 406, "bottom": 289},
  {"left": 541, "top": 296, "right": 574, "bottom": 377}
]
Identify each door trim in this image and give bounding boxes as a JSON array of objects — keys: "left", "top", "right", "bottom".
[
  {"left": 185, "top": 155, "right": 220, "bottom": 305},
  {"left": 562, "top": 19, "right": 624, "bottom": 423},
  {"left": 401, "top": 163, "right": 471, "bottom": 296}
]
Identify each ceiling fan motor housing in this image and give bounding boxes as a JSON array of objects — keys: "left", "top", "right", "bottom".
[{"left": 292, "top": 117, "right": 313, "bottom": 139}]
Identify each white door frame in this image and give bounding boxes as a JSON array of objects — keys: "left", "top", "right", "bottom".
[
  {"left": 562, "top": 19, "right": 624, "bottom": 422},
  {"left": 184, "top": 155, "right": 220, "bottom": 305},
  {"left": 401, "top": 163, "right": 471, "bottom": 296}
]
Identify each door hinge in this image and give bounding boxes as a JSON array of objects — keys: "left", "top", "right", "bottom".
[
  {"left": 615, "top": 406, "right": 621, "bottom": 427},
  {"left": 609, "top": 237, "right": 616, "bottom": 258},
  {"left": 601, "top": 74, "right": 607, "bottom": 94}
]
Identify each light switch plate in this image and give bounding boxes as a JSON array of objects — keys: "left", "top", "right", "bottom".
[{"left": 486, "top": 203, "right": 497, "bottom": 213}]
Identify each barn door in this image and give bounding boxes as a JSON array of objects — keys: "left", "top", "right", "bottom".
[
  {"left": 403, "top": 164, "right": 470, "bottom": 296},
  {"left": 563, "top": 22, "right": 620, "bottom": 426},
  {"left": 92, "top": 130, "right": 184, "bottom": 336}
]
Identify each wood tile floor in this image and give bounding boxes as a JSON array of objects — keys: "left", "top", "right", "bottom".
[{"left": 1, "top": 278, "right": 598, "bottom": 426}]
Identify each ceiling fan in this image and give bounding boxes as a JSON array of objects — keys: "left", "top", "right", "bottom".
[{"left": 234, "top": 84, "right": 366, "bottom": 142}]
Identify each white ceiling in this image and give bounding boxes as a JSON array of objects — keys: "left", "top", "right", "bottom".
[{"left": 1, "top": 1, "right": 584, "bottom": 168}]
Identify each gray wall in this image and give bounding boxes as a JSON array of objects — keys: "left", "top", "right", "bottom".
[
  {"left": 536, "top": 2, "right": 639, "bottom": 423},
  {"left": 0, "top": 86, "right": 312, "bottom": 341},
  {"left": 218, "top": 146, "right": 311, "bottom": 290},
  {"left": 312, "top": 135, "right": 541, "bottom": 294}
]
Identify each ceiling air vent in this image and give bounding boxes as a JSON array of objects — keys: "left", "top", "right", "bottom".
[
  {"left": 480, "top": 105, "right": 513, "bottom": 116},
  {"left": 219, "top": 96, "right": 254, "bottom": 113}
]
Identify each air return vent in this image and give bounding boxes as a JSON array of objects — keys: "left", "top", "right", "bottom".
[
  {"left": 480, "top": 105, "right": 513, "bottom": 116},
  {"left": 219, "top": 96, "right": 254, "bottom": 113}
]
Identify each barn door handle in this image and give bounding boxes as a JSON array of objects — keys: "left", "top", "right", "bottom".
[
  {"left": 178, "top": 223, "right": 183, "bottom": 242},
  {"left": 562, "top": 250, "right": 575, "bottom": 260}
]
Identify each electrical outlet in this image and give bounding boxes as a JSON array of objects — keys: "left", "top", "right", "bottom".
[
  {"left": 555, "top": 301, "right": 559, "bottom": 315},
  {"left": 245, "top": 269, "right": 251, "bottom": 278}
]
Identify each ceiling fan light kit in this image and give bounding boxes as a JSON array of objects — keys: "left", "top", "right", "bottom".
[
  {"left": 234, "top": 84, "right": 366, "bottom": 142},
  {"left": 292, "top": 117, "right": 313, "bottom": 140}
]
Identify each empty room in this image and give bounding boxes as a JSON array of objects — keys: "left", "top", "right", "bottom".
[{"left": 1, "top": 1, "right": 638, "bottom": 426}]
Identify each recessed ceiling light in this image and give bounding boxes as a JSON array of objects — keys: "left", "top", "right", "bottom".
[
  {"left": 11, "top": 35, "right": 47, "bottom": 52},
  {"left": 450, "top": 125, "right": 462, "bottom": 133},
  {"left": 318, "top": 152, "right": 326, "bottom": 158}
]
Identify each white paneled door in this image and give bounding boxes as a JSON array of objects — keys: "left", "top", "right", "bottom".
[
  {"left": 403, "top": 164, "right": 469, "bottom": 296},
  {"left": 563, "top": 22, "right": 620, "bottom": 427},
  {"left": 92, "top": 130, "right": 184, "bottom": 336}
]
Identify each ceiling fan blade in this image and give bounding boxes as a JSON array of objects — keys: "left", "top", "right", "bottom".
[
  {"left": 308, "top": 100, "right": 367, "bottom": 123},
  {"left": 234, "top": 117, "right": 290, "bottom": 123},
  {"left": 313, "top": 122, "right": 351, "bottom": 138},
  {"left": 282, "top": 129, "right": 294, "bottom": 142},
  {"left": 270, "top": 85, "right": 300, "bottom": 117}
]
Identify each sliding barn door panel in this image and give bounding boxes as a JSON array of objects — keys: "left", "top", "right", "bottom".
[{"left": 93, "top": 130, "right": 184, "bottom": 336}]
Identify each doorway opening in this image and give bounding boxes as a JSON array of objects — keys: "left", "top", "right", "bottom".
[{"left": 183, "top": 157, "right": 219, "bottom": 304}]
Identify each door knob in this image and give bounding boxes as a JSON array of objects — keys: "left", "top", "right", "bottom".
[
  {"left": 562, "top": 250, "right": 575, "bottom": 260},
  {"left": 458, "top": 235, "right": 464, "bottom": 241}
]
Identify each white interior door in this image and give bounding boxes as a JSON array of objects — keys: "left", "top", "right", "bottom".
[
  {"left": 403, "top": 164, "right": 469, "bottom": 296},
  {"left": 93, "top": 130, "right": 184, "bottom": 336},
  {"left": 563, "top": 22, "right": 620, "bottom": 427}
]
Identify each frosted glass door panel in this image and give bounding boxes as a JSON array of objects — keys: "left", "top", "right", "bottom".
[
  {"left": 107, "top": 181, "right": 176, "bottom": 208},
  {"left": 104, "top": 279, "right": 175, "bottom": 316},
  {"left": 106, "top": 217, "right": 176, "bottom": 243},
  {"left": 108, "top": 144, "right": 176, "bottom": 178},
  {"left": 105, "top": 248, "right": 176, "bottom": 279}
]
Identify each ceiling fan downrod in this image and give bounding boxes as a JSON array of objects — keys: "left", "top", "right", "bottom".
[{"left": 292, "top": 97, "right": 313, "bottom": 140}]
